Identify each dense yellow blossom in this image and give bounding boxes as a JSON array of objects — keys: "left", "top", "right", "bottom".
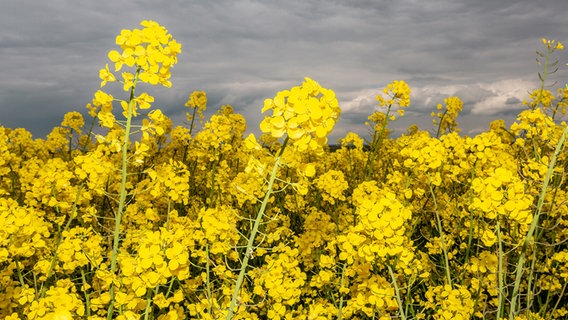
[
  {"left": 260, "top": 77, "right": 341, "bottom": 153},
  {"left": 252, "top": 246, "right": 306, "bottom": 306},
  {"left": 314, "top": 169, "right": 348, "bottom": 204},
  {"left": 2, "top": 28, "right": 568, "bottom": 320},
  {"left": 376, "top": 80, "right": 411, "bottom": 108},
  {"left": 185, "top": 90, "right": 207, "bottom": 126},
  {"left": 432, "top": 96, "right": 463, "bottom": 136},
  {"left": 423, "top": 284, "right": 475, "bottom": 319}
]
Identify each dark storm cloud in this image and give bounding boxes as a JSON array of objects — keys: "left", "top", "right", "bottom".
[{"left": 1, "top": 0, "right": 567, "bottom": 142}]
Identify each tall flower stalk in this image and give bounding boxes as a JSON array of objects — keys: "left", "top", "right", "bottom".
[
  {"left": 88, "top": 20, "right": 181, "bottom": 318},
  {"left": 227, "top": 78, "right": 341, "bottom": 318},
  {"left": 365, "top": 80, "right": 411, "bottom": 179}
]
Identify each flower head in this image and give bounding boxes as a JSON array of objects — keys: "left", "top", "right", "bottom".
[{"left": 260, "top": 77, "right": 341, "bottom": 153}]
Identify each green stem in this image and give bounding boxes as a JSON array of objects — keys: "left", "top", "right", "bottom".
[
  {"left": 364, "top": 105, "right": 391, "bottom": 180},
  {"left": 208, "top": 149, "right": 218, "bottom": 208},
  {"left": 428, "top": 173, "right": 452, "bottom": 287},
  {"left": 388, "top": 264, "right": 407, "bottom": 320},
  {"left": 82, "top": 111, "right": 99, "bottom": 153},
  {"left": 525, "top": 239, "right": 538, "bottom": 318},
  {"left": 535, "top": 48, "right": 550, "bottom": 109},
  {"left": 206, "top": 244, "right": 213, "bottom": 317},
  {"left": 435, "top": 109, "right": 448, "bottom": 138},
  {"left": 496, "top": 220, "right": 504, "bottom": 319},
  {"left": 81, "top": 268, "right": 91, "bottom": 318},
  {"left": 337, "top": 262, "right": 347, "bottom": 320},
  {"left": 107, "top": 68, "right": 139, "bottom": 319},
  {"left": 551, "top": 282, "right": 567, "bottom": 317},
  {"left": 464, "top": 160, "right": 478, "bottom": 264},
  {"left": 188, "top": 106, "right": 198, "bottom": 136},
  {"left": 39, "top": 184, "right": 83, "bottom": 299},
  {"left": 509, "top": 124, "right": 568, "bottom": 319},
  {"left": 144, "top": 287, "right": 157, "bottom": 320},
  {"left": 67, "top": 129, "right": 74, "bottom": 160},
  {"left": 182, "top": 107, "right": 198, "bottom": 163},
  {"left": 226, "top": 136, "right": 289, "bottom": 319},
  {"left": 15, "top": 259, "right": 25, "bottom": 286}
]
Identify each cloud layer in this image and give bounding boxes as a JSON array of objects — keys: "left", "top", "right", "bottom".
[{"left": 1, "top": 0, "right": 567, "bottom": 142}]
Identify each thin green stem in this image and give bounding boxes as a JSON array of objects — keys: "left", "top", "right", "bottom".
[
  {"left": 82, "top": 112, "right": 99, "bottom": 153},
  {"left": 526, "top": 240, "right": 538, "bottom": 317},
  {"left": 509, "top": 124, "right": 568, "bottom": 319},
  {"left": 206, "top": 244, "right": 213, "bottom": 317},
  {"left": 226, "top": 136, "right": 289, "bottom": 319},
  {"left": 388, "top": 264, "right": 407, "bottom": 320},
  {"left": 551, "top": 282, "right": 567, "bottom": 317},
  {"left": 144, "top": 287, "right": 157, "bottom": 320},
  {"left": 39, "top": 183, "right": 83, "bottom": 299},
  {"left": 337, "top": 262, "right": 347, "bottom": 320},
  {"left": 536, "top": 49, "right": 550, "bottom": 106},
  {"left": 107, "top": 67, "right": 139, "bottom": 319},
  {"left": 67, "top": 129, "right": 74, "bottom": 160},
  {"left": 365, "top": 105, "right": 391, "bottom": 180},
  {"left": 81, "top": 268, "right": 91, "bottom": 318},
  {"left": 15, "top": 259, "right": 25, "bottom": 286},
  {"left": 496, "top": 220, "right": 504, "bottom": 320},
  {"left": 464, "top": 160, "right": 478, "bottom": 264},
  {"left": 435, "top": 109, "right": 448, "bottom": 138},
  {"left": 428, "top": 173, "right": 452, "bottom": 287},
  {"left": 208, "top": 149, "right": 218, "bottom": 208}
]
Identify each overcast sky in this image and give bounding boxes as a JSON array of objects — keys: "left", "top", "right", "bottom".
[{"left": 1, "top": 0, "right": 567, "bottom": 143}]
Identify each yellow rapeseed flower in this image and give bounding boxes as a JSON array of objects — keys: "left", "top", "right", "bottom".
[{"left": 260, "top": 77, "right": 341, "bottom": 153}]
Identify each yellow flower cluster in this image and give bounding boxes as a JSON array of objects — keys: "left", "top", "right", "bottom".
[
  {"left": 107, "top": 20, "right": 181, "bottom": 87},
  {"left": 400, "top": 131, "right": 446, "bottom": 172},
  {"left": 147, "top": 160, "right": 190, "bottom": 204},
  {"left": 198, "top": 206, "right": 240, "bottom": 257},
  {"left": 260, "top": 77, "right": 341, "bottom": 153},
  {"left": 120, "top": 229, "right": 190, "bottom": 297},
  {"left": 253, "top": 247, "right": 306, "bottom": 316},
  {"left": 376, "top": 80, "right": 411, "bottom": 108},
  {"left": 338, "top": 181, "right": 415, "bottom": 273},
  {"left": 92, "top": 20, "right": 181, "bottom": 132},
  {"left": 423, "top": 284, "right": 475, "bottom": 319},
  {"left": 73, "top": 146, "right": 116, "bottom": 195},
  {"left": 1, "top": 198, "right": 49, "bottom": 261},
  {"left": 470, "top": 167, "right": 534, "bottom": 225},
  {"left": 61, "top": 111, "right": 85, "bottom": 133},
  {"left": 231, "top": 167, "right": 266, "bottom": 206},
  {"left": 194, "top": 105, "right": 246, "bottom": 154},
  {"left": 20, "top": 157, "right": 78, "bottom": 214},
  {"left": 314, "top": 169, "right": 348, "bottom": 204},
  {"left": 432, "top": 96, "right": 463, "bottom": 136},
  {"left": 185, "top": 90, "right": 207, "bottom": 126},
  {"left": 466, "top": 251, "right": 500, "bottom": 308},
  {"left": 27, "top": 280, "right": 85, "bottom": 319},
  {"left": 348, "top": 274, "right": 398, "bottom": 318},
  {"left": 56, "top": 227, "right": 104, "bottom": 273},
  {"left": 295, "top": 208, "right": 338, "bottom": 271},
  {"left": 511, "top": 108, "right": 560, "bottom": 146},
  {"left": 374, "top": 79, "right": 411, "bottom": 121}
]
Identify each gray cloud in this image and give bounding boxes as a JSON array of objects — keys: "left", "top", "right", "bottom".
[{"left": 1, "top": 0, "right": 567, "bottom": 143}]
